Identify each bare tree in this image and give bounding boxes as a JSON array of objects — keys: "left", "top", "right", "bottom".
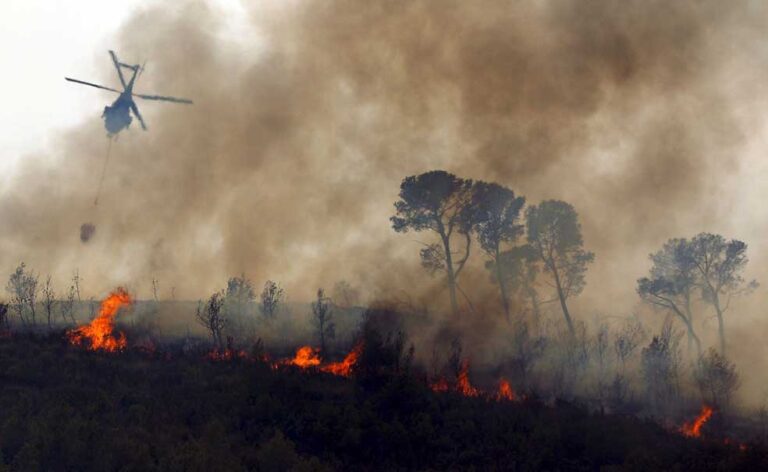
[
  {"left": 595, "top": 324, "right": 612, "bottom": 405},
  {"left": 332, "top": 280, "right": 360, "bottom": 309},
  {"left": 73, "top": 269, "right": 82, "bottom": 304},
  {"left": 151, "top": 277, "right": 160, "bottom": 302},
  {"left": 694, "top": 348, "right": 740, "bottom": 409},
  {"left": 312, "top": 288, "right": 335, "bottom": 357},
  {"left": 260, "top": 280, "right": 284, "bottom": 319},
  {"left": 5, "top": 262, "right": 39, "bottom": 327},
  {"left": 508, "top": 321, "right": 545, "bottom": 391},
  {"left": 42, "top": 275, "right": 57, "bottom": 329},
  {"left": 59, "top": 276, "right": 78, "bottom": 325},
  {"left": 614, "top": 319, "right": 645, "bottom": 372},
  {"left": 195, "top": 291, "right": 226, "bottom": 348},
  {"left": 641, "top": 322, "right": 682, "bottom": 415}
]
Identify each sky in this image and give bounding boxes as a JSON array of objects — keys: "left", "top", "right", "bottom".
[
  {"left": 1, "top": 1, "right": 144, "bottom": 175},
  {"left": 0, "top": 0, "right": 254, "bottom": 179},
  {"left": 1, "top": 0, "right": 767, "bottom": 309}
]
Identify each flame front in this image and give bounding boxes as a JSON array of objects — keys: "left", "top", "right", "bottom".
[
  {"left": 496, "top": 378, "right": 517, "bottom": 401},
  {"left": 321, "top": 343, "right": 362, "bottom": 377},
  {"left": 680, "top": 405, "right": 714, "bottom": 438},
  {"left": 67, "top": 288, "right": 131, "bottom": 352},
  {"left": 456, "top": 360, "right": 480, "bottom": 397},
  {"left": 430, "top": 360, "right": 480, "bottom": 397},
  {"left": 288, "top": 346, "right": 322, "bottom": 368}
]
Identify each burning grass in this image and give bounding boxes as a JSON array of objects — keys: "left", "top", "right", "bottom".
[
  {"left": 680, "top": 405, "right": 714, "bottom": 438},
  {"left": 67, "top": 288, "right": 131, "bottom": 352}
]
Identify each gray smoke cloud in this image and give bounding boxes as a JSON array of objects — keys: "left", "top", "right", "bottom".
[{"left": 2, "top": 0, "right": 767, "bottom": 372}]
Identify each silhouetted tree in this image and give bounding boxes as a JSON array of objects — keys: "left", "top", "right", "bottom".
[
  {"left": 226, "top": 273, "right": 255, "bottom": 318},
  {"left": 641, "top": 322, "right": 682, "bottom": 415},
  {"left": 614, "top": 319, "right": 645, "bottom": 372},
  {"left": 525, "top": 201, "right": 594, "bottom": 335},
  {"left": 0, "top": 303, "right": 8, "bottom": 330},
  {"left": 5, "top": 262, "right": 39, "bottom": 327},
  {"left": 687, "top": 233, "right": 756, "bottom": 356},
  {"left": 41, "top": 275, "right": 57, "bottom": 329},
  {"left": 312, "top": 288, "right": 335, "bottom": 356},
  {"left": 472, "top": 181, "right": 525, "bottom": 321},
  {"left": 332, "top": 280, "right": 360, "bottom": 308},
  {"left": 695, "top": 348, "right": 740, "bottom": 409},
  {"left": 196, "top": 291, "right": 226, "bottom": 348},
  {"left": 151, "top": 278, "right": 160, "bottom": 302},
  {"left": 60, "top": 279, "right": 77, "bottom": 325},
  {"left": 391, "top": 170, "right": 476, "bottom": 315},
  {"left": 488, "top": 245, "right": 542, "bottom": 322},
  {"left": 508, "top": 321, "right": 545, "bottom": 391},
  {"left": 259, "top": 280, "right": 284, "bottom": 319},
  {"left": 638, "top": 238, "right": 701, "bottom": 357}
]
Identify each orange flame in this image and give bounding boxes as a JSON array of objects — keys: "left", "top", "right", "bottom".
[
  {"left": 456, "top": 360, "right": 480, "bottom": 397},
  {"left": 680, "top": 405, "right": 713, "bottom": 438},
  {"left": 321, "top": 343, "right": 362, "bottom": 377},
  {"left": 430, "top": 360, "right": 480, "bottom": 397},
  {"left": 496, "top": 378, "right": 517, "bottom": 401},
  {"left": 67, "top": 288, "right": 131, "bottom": 352},
  {"left": 206, "top": 348, "right": 248, "bottom": 361},
  {"left": 288, "top": 346, "right": 322, "bottom": 368}
]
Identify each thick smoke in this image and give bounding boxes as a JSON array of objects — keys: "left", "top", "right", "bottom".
[{"left": 2, "top": 0, "right": 767, "bottom": 364}]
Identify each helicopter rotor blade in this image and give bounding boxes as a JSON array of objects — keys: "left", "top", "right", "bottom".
[
  {"left": 134, "top": 93, "right": 193, "bottom": 105},
  {"left": 129, "top": 101, "right": 147, "bottom": 131},
  {"left": 65, "top": 77, "right": 121, "bottom": 93},
  {"left": 109, "top": 50, "right": 127, "bottom": 89},
  {"left": 137, "top": 60, "right": 147, "bottom": 81}
]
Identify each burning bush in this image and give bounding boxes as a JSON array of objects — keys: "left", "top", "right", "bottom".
[
  {"left": 67, "top": 288, "right": 131, "bottom": 352},
  {"left": 680, "top": 405, "right": 714, "bottom": 438}
]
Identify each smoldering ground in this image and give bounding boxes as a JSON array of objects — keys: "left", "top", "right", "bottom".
[{"left": 2, "top": 1, "right": 768, "bottom": 399}]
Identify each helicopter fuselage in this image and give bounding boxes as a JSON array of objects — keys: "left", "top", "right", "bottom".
[
  {"left": 66, "top": 50, "right": 192, "bottom": 136},
  {"left": 102, "top": 93, "right": 134, "bottom": 135}
]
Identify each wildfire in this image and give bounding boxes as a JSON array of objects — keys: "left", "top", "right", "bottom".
[
  {"left": 67, "top": 288, "right": 131, "bottom": 352},
  {"left": 496, "top": 378, "right": 517, "bottom": 401},
  {"left": 429, "top": 360, "right": 481, "bottom": 397},
  {"left": 286, "top": 346, "right": 322, "bottom": 368},
  {"left": 680, "top": 405, "right": 714, "bottom": 438},
  {"left": 321, "top": 343, "right": 362, "bottom": 377},
  {"left": 456, "top": 360, "right": 480, "bottom": 397},
  {"left": 206, "top": 348, "right": 248, "bottom": 361}
]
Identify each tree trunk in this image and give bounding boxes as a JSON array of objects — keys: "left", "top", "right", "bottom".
[
  {"left": 681, "top": 315, "right": 702, "bottom": 359},
  {"left": 713, "top": 295, "right": 726, "bottom": 356},
  {"left": 495, "top": 248, "right": 511, "bottom": 323},
  {"left": 320, "top": 320, "right": 326, "bottom": 356},
  {"left": 441, "top": 234, "right": 459, "bottom": 316},
  {"left": 551, "top": 263, "right": 575, "bottom": 335},
  {"left": 683, "top": 294, "right": 694, "bottom": 357}
]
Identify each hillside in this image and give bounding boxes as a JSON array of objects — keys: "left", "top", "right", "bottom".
[{"left": 0, "top": 334, "right": 765, "bottom": 471}]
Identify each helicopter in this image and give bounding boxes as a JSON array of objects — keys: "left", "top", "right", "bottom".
[{"left": 65, "top": 50, "right": 193, "bottom": 136}]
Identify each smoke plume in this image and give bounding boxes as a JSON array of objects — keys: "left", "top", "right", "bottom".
[{"left": 2, "top": 0, "right": 767, "bottom": 360}]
